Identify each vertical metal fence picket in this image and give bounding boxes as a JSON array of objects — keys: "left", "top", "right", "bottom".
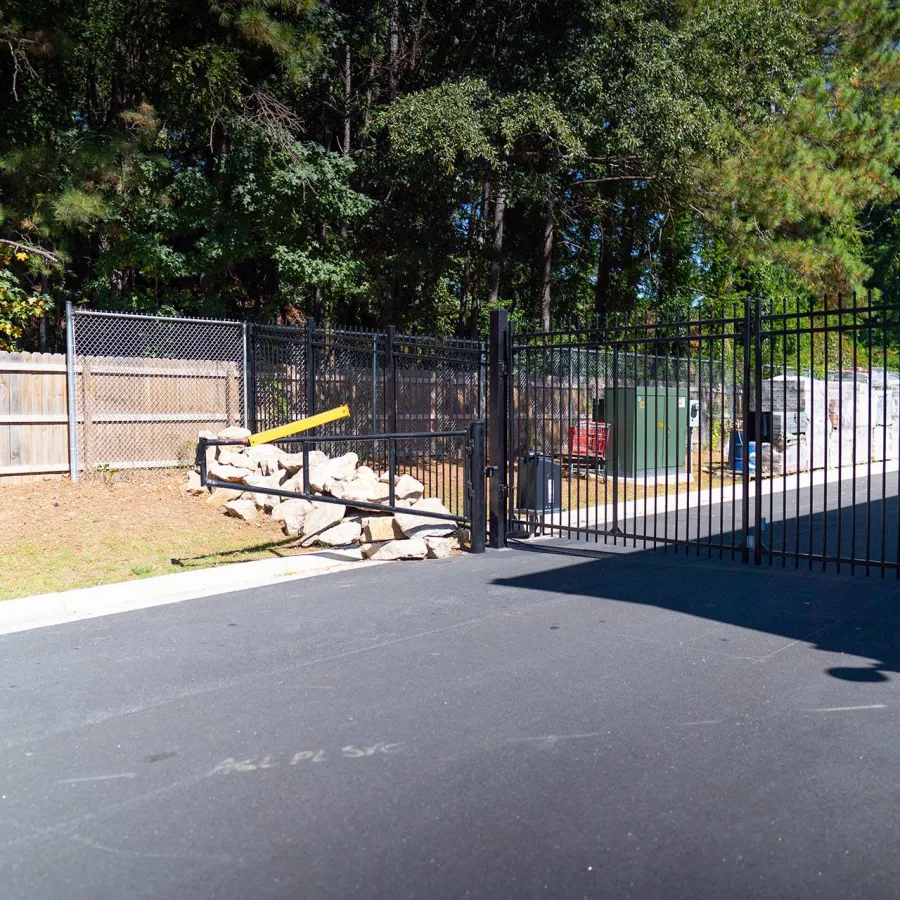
[{"left": 491, "top": 297, "right": 900, "bottom": 577}]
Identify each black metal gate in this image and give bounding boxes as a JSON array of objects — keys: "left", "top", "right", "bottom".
[
  {"left": 249, "top": 321, "right": 485, "bottom": 439},
  {"left": 488, "top": 298, "right": 900, "bottom": 577}
]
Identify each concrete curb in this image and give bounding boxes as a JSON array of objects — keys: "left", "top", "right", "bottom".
[{"left": 0, "top": 549, "right": 380, "bottom": 637}]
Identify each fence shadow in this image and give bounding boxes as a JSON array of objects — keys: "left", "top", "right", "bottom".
[
  {"left": 496, "top": 495, "right": 900, "bottom": 684},
  {"left": 170, "top": 535, "right": 302, "bottom": 568}
]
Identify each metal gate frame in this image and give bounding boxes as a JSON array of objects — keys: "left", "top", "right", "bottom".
[
  {"left": 199, "top": 423, "right": 487, "bottom": 554},
  {"left": 487, "top": 299, "right": 900, "bottom": 577}
]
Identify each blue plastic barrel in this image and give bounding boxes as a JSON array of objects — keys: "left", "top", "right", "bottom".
[{"left": 730, "top": 431, "right": 756, "bottom": 473}]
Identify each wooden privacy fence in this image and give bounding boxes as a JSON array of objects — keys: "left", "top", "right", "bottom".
[
  {"left": 0, "top": 352, "right": 70, "bottom": 483},
  {"left": 75, "top": 355, "right": 243, "bottom": 471},
  {"left": 0, "top": 350, "right": 244, "bottom": 482}
]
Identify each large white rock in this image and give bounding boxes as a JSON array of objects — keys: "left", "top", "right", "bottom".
[
  {"left": 324, "top": 452, "right": 358, "bottom": 482},
  {"left": 217, "top": 448, "right": 251, "bottom": 469},
  {"left": 394, "top": 474, "right": 425, "bottom": 501},
  {"left": 207, "top": 486, "right": 246, "bottom": 502},
  {"left": 242, "top": 471, "right": 285, "bottom": 488},
  {"left": 225, "top": 499, "right": 257, "bottom": 522},
  {"left": 307, "top": 465, "right": 330, "bottom": 493},
  {"left": 278, "top": 453, "right": 305, "bottom": 474},
  {"left": 356, "top": 465, "right": 378, "bottom": 482},
  {"left": 182, "top": 470, "right": 206, "bottom": 495},
  {"left": 362, "top": 517, "right": 401, "bottom": 542},
  {"left": 277, "top": 498, "right": 316, "bottom": 537},
  {"left": 450, "top": 528, "right": 470, "bottom": 547},
  {"left": 245, "top": 444, "right": 286, "bottom": 465},
  {"left": 257, "top": 457, "right": 279, "bottom": 476},
  {"left": 218, "top": 426, "right": 251, "bottom": 441},
  {"left": 324, "top": 477, "right": 347, "bottom": 499},
  {"left": 361, "top": 539, "right": 428, "bottom": 561},
  {"left": 198, "top": 429, "right": 217, "bottom": 472},
  {"left": 314, "top": 520, "right": 363, "bottom": 547},
  {"left": 278, "top": 450, "right": 329, "bottom": 474},
  {"left": 425, "top": 537, "right": 455, "bottom": 559},
  {"left": 340, "top": 478, "right": 391, "bottom": 504},
  {"left": 395, "top": 498, "right": 456, "bottom": 539},
  {"left": 300, "top": 502, "right": 348, "bottom": 547},
  {"left": 279, "top": 471, "right": 306, "bottom": 494},
  {"left": 209, "top": 462, "right": 254, "bottom": 483},
  {"left": 242, "top": 471, "right": 286, "bottom": 508}
]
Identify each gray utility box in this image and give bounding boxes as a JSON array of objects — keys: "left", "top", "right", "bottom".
[
  {"left": 517, "top": 453, "right": 562, "bottom": 514},
  {"left": 604, "top": 386, "right": 688, "bottom": 477}
]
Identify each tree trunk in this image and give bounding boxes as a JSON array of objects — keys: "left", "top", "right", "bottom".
[
  {"left": 312, "top": 220, "right": 327, "bottom": 322},
  {"left": 488, "top": 182, "right": 506, "bottom": 306},
  {"left": 458, "top": 182, "right": 490, "bottom": 335},
  {"left": 382, "top": 271, "right": 403, "bottom": 329},
  {"left": 539, "top": 192, "right": 555, "bottom": 332},
  {"left": 593, "top": 205, "right": 615, "bottom": 315},
  {"left": 388, "top": 0, "right": 400, "bottom": 100},
  {"left": 656, "top": 213, "right": 677, "bottom": 307},
  {"left": 341, "top": 43, "right": 351, "bottom": 155}
]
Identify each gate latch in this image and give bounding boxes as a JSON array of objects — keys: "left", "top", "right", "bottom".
[{"left": 484, "top": 466, "right": 497, "bottom": 478}]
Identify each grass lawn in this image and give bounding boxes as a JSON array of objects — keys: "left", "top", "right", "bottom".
[{"left": 0, "top": 471, "right": 312, "bottom": 600}]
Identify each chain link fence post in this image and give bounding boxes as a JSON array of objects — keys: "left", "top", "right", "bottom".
[{"left": 65, "top": 301, "right": 79, "bottom": 482}]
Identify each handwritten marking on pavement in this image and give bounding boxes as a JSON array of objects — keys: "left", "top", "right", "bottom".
[
  {"left": 58, "top": 773, "right": 137, "bottom": 784},
  {"left": 208, "top": 742, "right": 405, "bottom": 775},
  {"left": 508, "top": 732, "right": 606, "bottom": 748},
  {"left": 809, "top": 704, "right": 886, "bottom": 713}
]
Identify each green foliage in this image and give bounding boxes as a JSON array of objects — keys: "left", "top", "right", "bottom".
[
  {"left": 1, "top": 0, "right": 899, "bottom": 344},
  {"left": 0, "top": 250, "right": 49, "bottom": 350}
]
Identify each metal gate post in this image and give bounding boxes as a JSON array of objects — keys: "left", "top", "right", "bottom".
[
  {"left": 65, "top": 301, "right": 79, "bottom": 482},
  {"left": 488, "top": 309, "right": 509, "bottom": 548},
  {"left": 741, "top": 299, "right": 752, "bottom": 563},
  {"left": 387, "top": 325, "right": 398, "bottom": 483},
  {"left": 469, "top": 420, "right": 487, "bottom": 553},
  {"left": 248, "top": 323, "right": 258, "bottom": 433},
  {"left": 752, "top": 293, "right": 764, "bottom": 565},
  {"left": 306, "top": 318, "right": 317, "bottom": 419},
  {"left": 305, "top": 318, "right": 317, "bottom": 451},
  {"left": 241, "top": 321, "right": 250, "bottom": 429},
  {"left": 387, "top": 325, "right": 398, "bottom": 433}
]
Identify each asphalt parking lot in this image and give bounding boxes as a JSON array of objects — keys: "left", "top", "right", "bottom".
[{"left": 1, "top": 542, "right": 899, "bottom": 899}]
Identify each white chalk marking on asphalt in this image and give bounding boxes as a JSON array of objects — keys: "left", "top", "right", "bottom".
[
  {"left": 809, "top": 704, "right": 886, "bottom": 713},
  {"left": 679, "top": 720, "right": 721, "bottom": 726},
  {"left": 58, "top": 773, "right": 137, "bottom": 784},
  {"left": 73, "top": 833, "right": 232, "bottom": 862},
  {"left": 510, "top": 731, "right": 605, "bottom": 746}
]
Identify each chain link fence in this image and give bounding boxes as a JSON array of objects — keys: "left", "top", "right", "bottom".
[
  {"left": 67, "top": 308, "right": 485, "bottom": 477},
  {"left": 70, "top": 309, "right": 247, "bottom": 475},
  {"left": 250, "top": 323, "right": 485, "bottom": 436}
]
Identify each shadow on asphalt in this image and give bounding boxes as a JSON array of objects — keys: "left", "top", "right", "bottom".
[{"left": 497, "top": 495, "right": 900, "bottom": 686}]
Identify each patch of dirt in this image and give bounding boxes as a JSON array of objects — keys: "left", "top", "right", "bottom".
[{"left": 0, "top": 470, "right": 309, "bottom": 600}]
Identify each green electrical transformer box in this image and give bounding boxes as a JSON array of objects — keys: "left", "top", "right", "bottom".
[{"left": 603, "top": 387, "right": 688, "bottom": 477}]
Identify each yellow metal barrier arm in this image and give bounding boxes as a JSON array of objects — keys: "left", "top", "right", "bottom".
[{"left": 248, "top": 405, "right": 350, "bottom": 446}]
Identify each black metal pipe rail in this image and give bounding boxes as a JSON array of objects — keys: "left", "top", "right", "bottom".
[{"left": 197, "top": 422, "right": 487, "bottom": 549}]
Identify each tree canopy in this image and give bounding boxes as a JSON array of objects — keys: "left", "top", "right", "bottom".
[{"left": 2, "top": 0, "right": 900, "bottom": 346}]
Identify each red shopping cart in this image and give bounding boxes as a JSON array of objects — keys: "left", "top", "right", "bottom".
[{"left": 567, "top": 421, "right": 611, "bottom": 471}]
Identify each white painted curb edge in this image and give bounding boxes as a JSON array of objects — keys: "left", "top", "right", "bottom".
[{"left": 0, "top": 551, "right": 382, "bottom": 637}]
